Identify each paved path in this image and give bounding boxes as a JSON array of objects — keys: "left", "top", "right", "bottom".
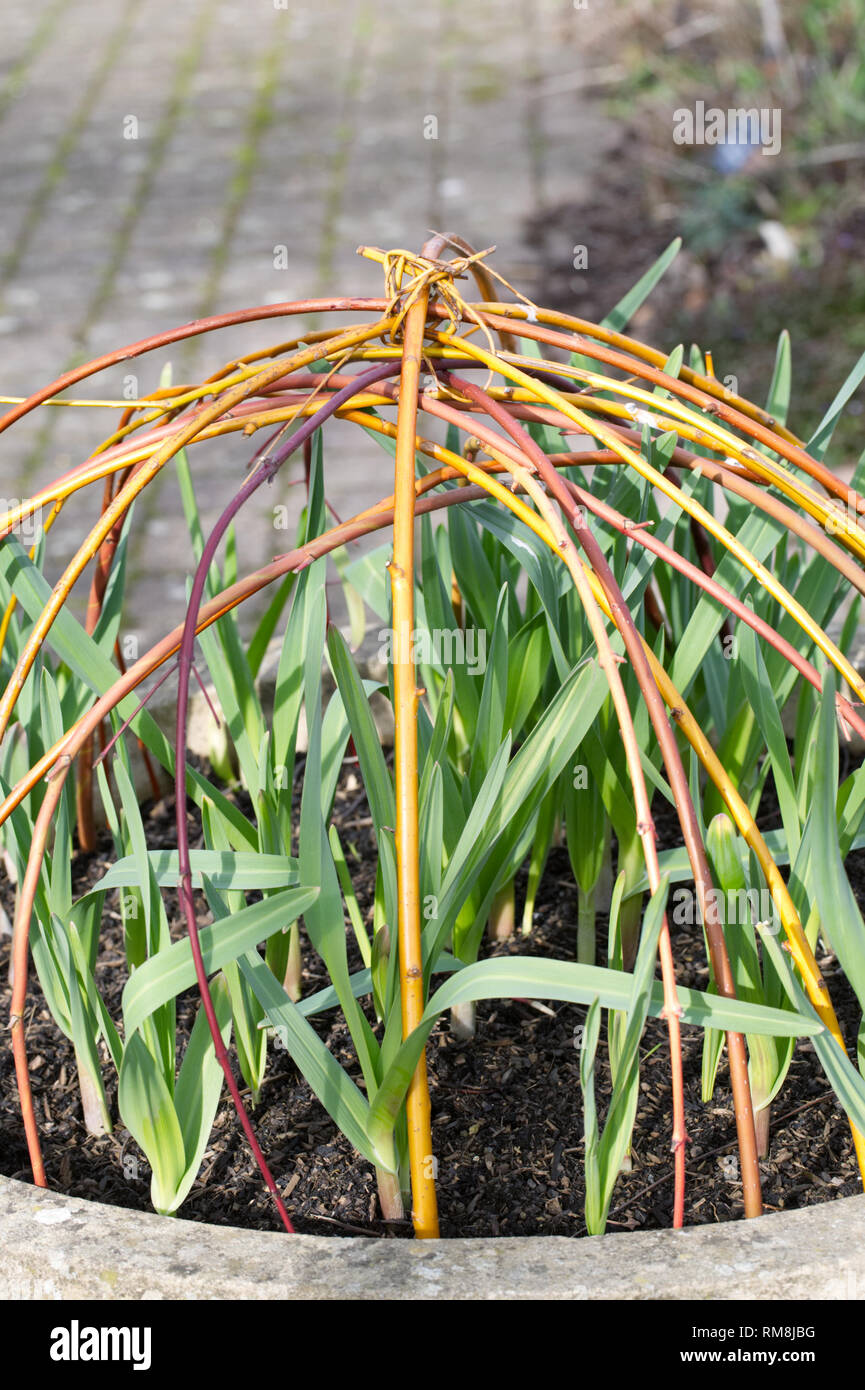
[{"left": 0, "top": 0, "right": 616, "bottom": 656}]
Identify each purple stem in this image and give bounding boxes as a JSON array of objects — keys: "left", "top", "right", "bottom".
[
  {"left": 172, "top": 362, "right": 399, "bottom": 1234},
  {"left": 92, "top": 659, "right": 180, "bottom": 768},
  {"left": 191, "top": 661, "right": 221, "bottom": 728}
]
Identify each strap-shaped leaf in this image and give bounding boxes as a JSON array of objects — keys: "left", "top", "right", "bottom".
[
  {"left": 121, "top": 886, "right": 319, "bottom": 1037},
  {"left": 584, "top": 881, "right": 667, "bottom": 1231},
  {"left": 366, "top": 952, "right": 821, "bottom": 1169},
  {"left": 118, "top": 1032, "right": 186, "bottom": 1215},
  {"left": 766, "top": 329, "right": 792, "bottom": 427},
  {"left": 87, "top": 849, "right": 300, "bottom": 895},
  {"left": 300, "top": 623, "right": 381, "bottom": 1095},
  {"left": 327, "top": 625, "right": 395, "bottom": 837},
  {"left": 759, "top": 924, "right": 865, "bottom": 1134},
  {"left": 807, "top": 345, "right": 865, "bottom": 461},
  {"left": 601, "top": 237, "right": 681, "bottom": 334},
  {"left": 0, "top": 533, "right": 175, "bottom": 774},
  {"left": 239, "top": 951, "right": 380, "bottom": 1169},
  {"left": 797, "top": 663, "right": 865, "bottom": 1014},
  {"left": 169, "top": 975, "right": 233, "bottom": 1212},
  {"left": 426, "top": 655, "right": 610, "bottom": 968}
]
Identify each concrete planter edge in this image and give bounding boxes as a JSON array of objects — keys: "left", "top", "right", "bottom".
[{"left": 1, "top": 1174, "right": 863, "bottom": 1301}]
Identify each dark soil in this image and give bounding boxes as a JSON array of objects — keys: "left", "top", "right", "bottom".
[{"left": 0, "top": 760, "right": 862, "bottom": 1239}]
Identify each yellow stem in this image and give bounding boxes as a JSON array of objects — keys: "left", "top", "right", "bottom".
[
  {"left": 390, "top": 280, "right": 439, "bottom": 1239},
  {"left": 493, "top": 357, "right": 865, "bottom": 564}
]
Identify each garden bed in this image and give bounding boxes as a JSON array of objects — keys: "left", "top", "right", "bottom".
[{"left": 2, "top": 771, "right": 860, "bottom": 1239}]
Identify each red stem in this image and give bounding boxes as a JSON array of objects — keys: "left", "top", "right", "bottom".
[
  {"left": 441, "top": 370, "right": 765, "bottom": 1224},
  {"left": 172, "top": 363, "right": 400, "bottom": 1233}
]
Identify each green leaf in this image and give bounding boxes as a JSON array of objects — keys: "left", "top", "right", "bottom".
[
  {"left": 28, "top": 908, "right": 72, "bottom": 1038},
  {"left": 419, "top": 669, "right": 453, "bottom": 810},
  {"left": 601, "top": 238, "right": 681, "bottom": 334},
  {"left": 121, "top": 886, "right": 320, "bottom": 1038},
  {"left": 239, "top": 951, "right": 381, "bottom": 1169},
  {"left": 33, "top": 912, "right": 112, "bottom": 1134},
  {"left": 470, "top": 501, "right": 569, "bottom": 680},
  {"left": 503, "top": 611, "right": 551, "bottom": 736},
  {"left": 194, "top": 599, "right": 263, "bottom": 801},
  {"left": 200, "top": 810, "right": 267, "bottom": 1100},
  {"left": 330, "top": 824, "right": 372, "bottom": 967},
  {"left": 736, "top": 612, "right": 800, "bottom": 860},
  {"left": 807, "top": 346, "right": 865, "bottom": 461},
  {"left": 471, "top": 584, "right": 509, "bottom": 792},
  {"left": 706, "top": 814, "right": 794, "bottom": 1114},
  {"left": 371, "top": 924, "right": 391, "bottom": 1025},
  {"left": 0, "top": 535, "right": 175, "bottom": 775},
  {"left": 581, "top": 997, "right": 602, "bottom": 1229},
  {"left": 796, "top": 663, "right": 865, "bottom": 1015},
  {"left": 118, "top": 1032, "right": 186, "bottom": 1216},
  {"left": 669, "top": 507, "right": 784, "bottom": 698},
  {"left": 90, "top": 512, "right": 133, "bottom": 667},
  {"left": 176, "top": 448, "right": 223, "bottom": 599},
  {"left": 186, "top": 768, "right": 258, "bottom": 850},
  {"left": 448, "top": 505, "right": 499, "bottom": 631},
  {"left": 89, "top": 849, "right": 299, "bottom": 895},
  {"left": 653, "top": 344, "right": 684, "bottom": 399},
  {"left": 327, "top": 625, "right": 394, "bottom": 838},
  {"left": 247, "top": 571, "right": 297, "bottom": 679},
  {"left": 273, "top": 559, "right": 327, "bottom": 775},
  {"left": 169, "top": 975, "right": 233, "bottom": 1212},
  {"left": 434, "top": 655, "right": 611, "bottom": 966},
  {"left": 439, "top": 735, "right": 511, "bottom": 963},
  {"left": 366, "top": 952, "right": 820, "bottom": 1170},
  {"left": 301, "top": 615, "right": 381, "bottom": 1094},
  {"left": 586, "top": 880, "right": 667, "bottom": 1232},
  {"left": 565, "top": 754, "right": 607, "bottom": 897},
  {"left": 766, "top": 330, "right": 792, "bottom": 427},
  {"left": 331, "top": 546, "right": 367, "bottom": 651},
  {"left": 113, "top": 756, "right": 174, "bottom": 1083},
  {"left": 759, "top": 924, "right": 865, "bottom": 1133},
  {"left": 521, "top": 779, "right": 559, "bottom": 935},
  {"left": 62, "top": 927, "right": 112, "bottom": 1133},
  {"left": 66, "top": 917, "right": 123, "bottom": 1073},
  {"left": 343, "top": 543, "right": 391, "bottom": 623}
]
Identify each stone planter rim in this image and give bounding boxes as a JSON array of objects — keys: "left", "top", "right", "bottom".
[{"left": 1, "top": 1174, "right": 863, "bottom": 1300}]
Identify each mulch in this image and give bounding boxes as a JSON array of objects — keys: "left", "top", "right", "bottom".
[{"left": 0, "top": 758, "right": 861, "bottom": 1238}]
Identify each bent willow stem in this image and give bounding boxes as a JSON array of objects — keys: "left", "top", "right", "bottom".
[{"left": 442, "top": 370, "right": 763, "bottom": 1218}]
